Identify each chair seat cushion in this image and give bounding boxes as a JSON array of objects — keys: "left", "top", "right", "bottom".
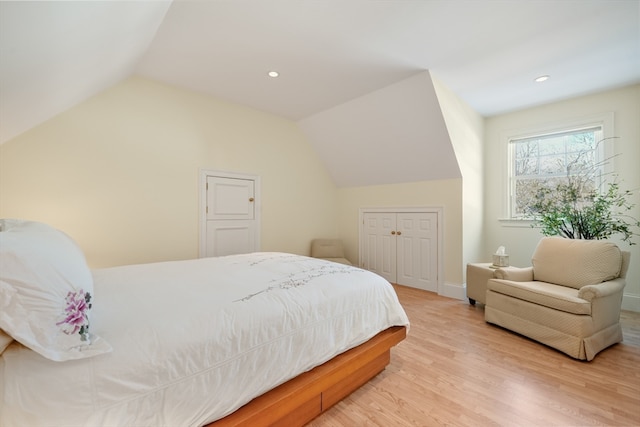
[{"left": 487, "top": 279, "right": 591, "bottom": 315}]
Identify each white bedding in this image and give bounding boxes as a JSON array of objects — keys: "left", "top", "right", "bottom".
[{"left": 1, "top": 252, "right": 409, "bottom": 427}]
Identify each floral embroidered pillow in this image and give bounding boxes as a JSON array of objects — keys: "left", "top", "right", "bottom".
[{"left": 0, "top": 219, "right": 111, "bottom": 361}]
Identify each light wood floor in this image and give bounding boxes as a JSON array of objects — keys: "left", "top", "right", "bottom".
[{"left": 308, "top": 285, "right": 640, "bottom": 427}]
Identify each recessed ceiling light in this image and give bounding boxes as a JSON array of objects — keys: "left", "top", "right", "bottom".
[
  {"left": 268, "top": 71, "right": 279, "bottom": 78},
  {"left": 534, "top": 75, "right": 550, "bottom": 83}
]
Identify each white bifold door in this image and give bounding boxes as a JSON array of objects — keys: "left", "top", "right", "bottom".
[
  {"left": 361, "top": 211, "right": 438, "bottom": 292},
  {"left": 204, "top": 174, "right": 259, "bottom": 257}
]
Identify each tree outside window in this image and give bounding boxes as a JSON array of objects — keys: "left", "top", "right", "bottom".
[{"left": 509, "top": 127, "right": 602, "bottom": 219}]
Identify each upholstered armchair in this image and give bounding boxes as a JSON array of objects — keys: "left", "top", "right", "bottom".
[
  {"left": 310, "top": 239, "right": 352, "bottom": 265},
  {"left": 485, "top": 237, "right": 630, "bottom": 361}
]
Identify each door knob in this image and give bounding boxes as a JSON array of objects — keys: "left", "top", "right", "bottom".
[
  {"left": 391, "top": 231, "right": 396, "bottom": 235},
  {"left": 249, "top": 197, "right": 255, "bottom": 202},
  {"left": 397, "top": 231, "right": 402, "bottom": 235}
]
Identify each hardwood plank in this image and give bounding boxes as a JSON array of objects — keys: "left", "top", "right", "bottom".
[{"left": 307, "top": 285, "right": 640, "bottom": 426}]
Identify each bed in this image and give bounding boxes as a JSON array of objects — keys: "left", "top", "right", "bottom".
[{"left": 0, "top": 219, "right": 409, "bottom": 427}]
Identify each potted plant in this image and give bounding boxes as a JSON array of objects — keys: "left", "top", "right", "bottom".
[{"left": 527, "top": 140, "right": 640, "bottom": 245}]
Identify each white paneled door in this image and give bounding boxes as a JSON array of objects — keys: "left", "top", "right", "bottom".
[
  {"left": 362, "top": 211, "right": 438, "bottom": 292},
  {"left": 362, "top": 212, "right": 397, "bottom": 283},
  {"left": 202, "top": 173, "right": 260, "bottom": 257}
]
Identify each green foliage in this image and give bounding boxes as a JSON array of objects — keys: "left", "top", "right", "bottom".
[
  {"left": 530, "top": 182, "right": 640, "bottom": 244},
  {"left": 527, "top": 140, "right": 640, "bottom": 245}
]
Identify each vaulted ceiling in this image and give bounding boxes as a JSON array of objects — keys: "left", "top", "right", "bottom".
[{"left": 1, "top": 1, "right": 638, "bottom": 185}]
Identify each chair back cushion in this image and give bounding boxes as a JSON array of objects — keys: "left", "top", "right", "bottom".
[{"left": 532, "top": 237, "right": 622, "bottom": 289}]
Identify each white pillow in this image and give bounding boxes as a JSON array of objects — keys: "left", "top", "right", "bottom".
[{"left": 0, "top": 219, "right": 111, "bottom": 361}]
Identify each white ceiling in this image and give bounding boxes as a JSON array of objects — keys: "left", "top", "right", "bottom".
[
  {"left": 299, "top": 71, "right": 461, "bottom": 187},
  {"left": 138, "top": 0, "right": 640, "bottom": 121},
  {"left": 1, "top": 1, "right": 639, "bottom": 173},
  {"left": 0, "top": 1, "right": 172, "bottom": 145}
]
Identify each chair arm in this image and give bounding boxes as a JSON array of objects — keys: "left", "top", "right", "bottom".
[
  {"left": 578, "top": 279, "right": 626, "bottom": 301},
  {"left": 493, "top": 266, "right": 534, "bottom": 282}
]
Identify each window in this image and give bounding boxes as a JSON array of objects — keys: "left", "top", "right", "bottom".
[{"left": 508, "top": 126, "right": 606, "bottom": 219}]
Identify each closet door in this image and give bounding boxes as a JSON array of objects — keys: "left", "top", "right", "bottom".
[
  {"left": 362, "top": 212, "right": 396, "bottom": 283},
  {"left": 360, "top": 209, "right": 440, "bottom": 292},
  {"left": 396, "top": 212, "right": 438, "bottom": 292}
]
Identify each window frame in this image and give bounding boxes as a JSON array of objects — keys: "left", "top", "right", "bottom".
[{"left": 500, "top": 113, "right": 615, "bottom": 224}]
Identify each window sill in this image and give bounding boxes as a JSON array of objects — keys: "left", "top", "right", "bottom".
[{"left": 497, "top": 218, "right": 536, "bottom": 228}]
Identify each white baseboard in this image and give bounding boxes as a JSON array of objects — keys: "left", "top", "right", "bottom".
[
  {"left": 439, "top": 282, "right": 466, "bottom": 301},
  {"left": 622, "top": 293, "right": 640, "bottom": 313}
]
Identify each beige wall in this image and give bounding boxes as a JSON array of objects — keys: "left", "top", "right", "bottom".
[
  {"left": 336, "top": 179, "right": 463, "bottom": 289},
  {"left": 0, "top": 77, "right": 338, "bottom": 268},
  {"left": 484, "top": 84, "right": 640, "bottom": 311},
  {"left": 332, "top": 72, "right": 477, "bottom": 297},
  {"left": 431, "top": 72, "right": 485, "bottom": 281},
  {"left": 2, "top": 76, "right": 636, "bottom": 311}
]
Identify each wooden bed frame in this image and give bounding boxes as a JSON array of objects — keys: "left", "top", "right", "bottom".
[{"left": 209, "top": 325, "right": 407, "bottom": 427}]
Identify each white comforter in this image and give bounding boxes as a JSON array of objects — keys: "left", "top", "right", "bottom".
[{"left": 1, "top": 252, "right": 409, "bottom": 427}]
